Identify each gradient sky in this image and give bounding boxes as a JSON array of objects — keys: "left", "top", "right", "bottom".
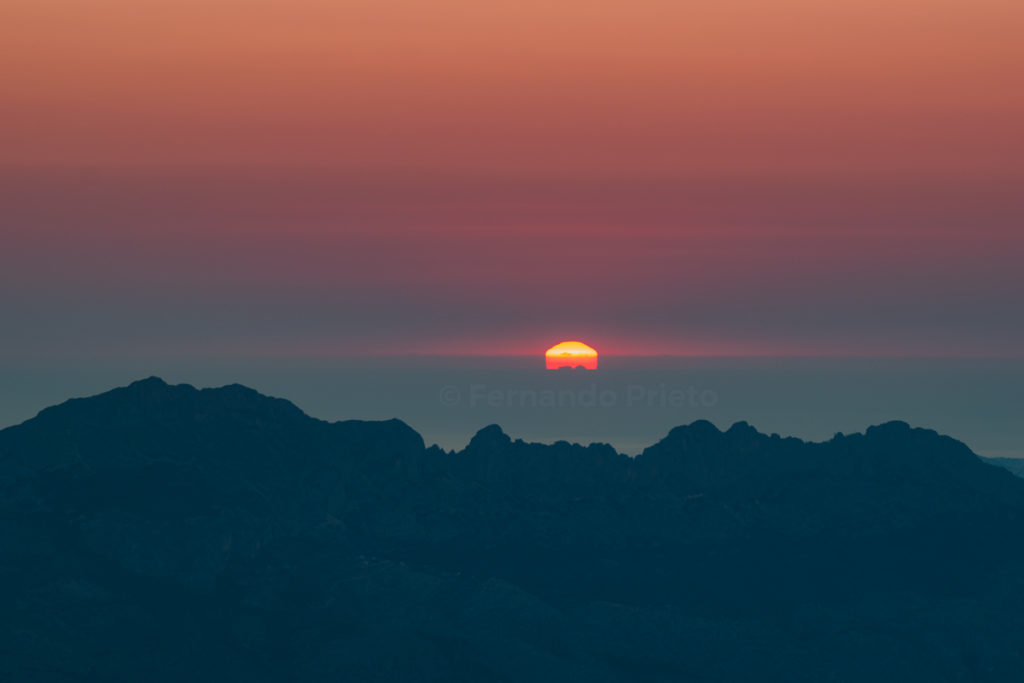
[{"left": 2, "top": 0, "right": 1023, "bottom": 356}]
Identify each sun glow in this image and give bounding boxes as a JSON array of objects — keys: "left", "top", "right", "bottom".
[{"left": 545, "top": 341, "right": 598, "bottom": 370}]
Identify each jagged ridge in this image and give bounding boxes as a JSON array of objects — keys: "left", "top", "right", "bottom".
[{"left": 2, "top": 378, "right": 1024, "bottom": 682}]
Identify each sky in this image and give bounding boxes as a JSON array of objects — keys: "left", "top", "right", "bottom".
[{"left": 2, "top": 0, "right": 1023, "bottom": 357}]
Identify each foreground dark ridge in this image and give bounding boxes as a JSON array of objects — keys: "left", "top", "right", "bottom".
[{"left": 3, "top": 377, "right": 1024, "bottom": 682}]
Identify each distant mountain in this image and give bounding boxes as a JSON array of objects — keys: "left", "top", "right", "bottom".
[
  {"left": 3, "top": 377, "right": 1024, "bottom": 682},
  {"left": 984, "top": 456, "right": 1024, "bottom": 478}
]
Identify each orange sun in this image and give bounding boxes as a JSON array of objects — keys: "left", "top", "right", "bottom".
[{"left": 545, "top": 341, "right": 598, "bottom": 370}]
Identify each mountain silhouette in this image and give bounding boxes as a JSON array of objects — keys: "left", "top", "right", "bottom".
[{"left": 3, "top": 377, "right": 1024, "bottom": 681}]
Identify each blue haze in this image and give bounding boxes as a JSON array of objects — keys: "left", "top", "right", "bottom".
[{"left": 1, "top": 356, "right": 1021, "bottom": 458}]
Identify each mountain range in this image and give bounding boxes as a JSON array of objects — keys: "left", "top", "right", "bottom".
[{"left": 2, "top": 377, "right": 1024, "bottom": 681}]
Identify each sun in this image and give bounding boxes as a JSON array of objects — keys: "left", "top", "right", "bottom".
[{"left": 545, "top": 341, "right": 598, "bottom": 370}]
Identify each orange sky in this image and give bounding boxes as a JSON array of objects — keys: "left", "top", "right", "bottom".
[
  {"left": 2, "top": 0, "right": 1023, "bottom": 356},
  {"left": 3, "top": 0, "right": 1022, "bottom": 175}
]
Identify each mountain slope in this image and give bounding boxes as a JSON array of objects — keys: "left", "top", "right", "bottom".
[
  {"left": 985, "top": 456, "right": 1024, "bottom": 478},
  {"left": 2, "top": 378, "right": 1024, "bottom": 682}
]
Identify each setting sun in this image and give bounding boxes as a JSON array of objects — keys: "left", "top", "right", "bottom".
[{"left": 545, "top": 341, "right": 598, "bottom": 370}]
